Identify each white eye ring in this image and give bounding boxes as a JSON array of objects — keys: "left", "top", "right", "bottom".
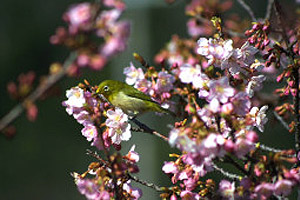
[{"left": 103, "top": 85, "right": 109, "bottom": 92}]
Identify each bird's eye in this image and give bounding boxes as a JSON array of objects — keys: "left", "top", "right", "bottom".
[{"left": 103, "top": 85, "right": 109, "bottom": 92}]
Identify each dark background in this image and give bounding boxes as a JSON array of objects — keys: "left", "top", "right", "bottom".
[{"left": 0, "top": 0, "right": 295, "bottom": 199}]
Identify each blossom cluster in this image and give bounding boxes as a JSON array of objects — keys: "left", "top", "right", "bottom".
[
  {"left": 121, "top": 34, "right": 290, "bottom": 198},
  {"left": 74, "top": 145, "right": 142, "bottom": 200},
  {"left": 62, "top": 86, "right": 143, "bottom": 199},
  {"left": 50, "top": 0, "right": 130, "bottom": 74},
  {"left": 62, "top": 86, "right": 133, "bottom": 148},
  {"left": 59, "top": 0, "right": 300, "bottom": 199}
]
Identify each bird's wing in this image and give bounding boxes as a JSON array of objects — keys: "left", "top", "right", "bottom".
[{"left": 124, "top": 85, "right": 160, "bottom": 105}]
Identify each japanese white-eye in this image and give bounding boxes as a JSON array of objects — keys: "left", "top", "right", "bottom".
[{"left": 96, "top": 80, "right": 174, "bottom": 116}]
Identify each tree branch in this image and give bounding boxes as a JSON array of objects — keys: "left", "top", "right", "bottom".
[
  {"left": 236, "top": 0, "right": 257, "bottom": 22},
  {"left": 0, "top": 52, "right": 77, "bottom": 133},
  {"left": 130, "top": 118, "right": 169, "bottom": 142},
  {"left": 273, "top": 111, "right": 290, "bottom": 131},
  {"left": 265, "top": 0, "right": 274, "bottom": 20},
  {"left": 212, "top": 162, "right": 241, "bottom": 181}
]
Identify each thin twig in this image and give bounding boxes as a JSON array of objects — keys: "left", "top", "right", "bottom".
[
  {"left": 236, "top": 0, "right": 257, "bottom": 22},
  {"left": 265, "top": 0, "right": 275, "bottom": 20},
  {"left": 127, "top": 174, "right": 167, "bottom": 192},
  {"left": 0, "top": 52, "right": 77, "bottom": 133},
  {"left": 273, "top": 111, "right": 290, "bottom": 131},
  {"left": 259, "top": 143, "right": 283, "bottom": 153},
  {"left": 86, "top": 149, "right": 109, "bottom": 167},
  {"left": 224, "top": 155, "right": 250, "bottom": 176},
  {"left": 195, "top": 15, "right": 245, "bottom": 38},
  {"left": 87, "top": 149, "right": 170, "bottom": 194},
  {"left": 212, "top": 162, "right": 241, "bottom": 181},
  {"left": 130, "top": 118, "right": 168, "bottom": 142},
  {"left": 273, "top": 0, "right": 289, "bottom": 46}
]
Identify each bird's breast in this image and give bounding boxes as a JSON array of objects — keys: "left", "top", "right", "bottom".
[{"left": 110, "top": 92, "right": 148, "bottom": 115}]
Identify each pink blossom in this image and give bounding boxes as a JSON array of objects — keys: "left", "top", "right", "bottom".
[
  {"left": 254, "top": 183, "right": 274, "bottom": 200},
  {"left": 231, "top": 92, "right": 251, "bottom": 116},
  {"left": 65, "top": 3, "right": 92, "bottom": 27},
  {"left": 236, "top": 42, "right": 258, "bottom": 66},
  {"left": 208, "top": 98, "right": 220, "bottom": 113},
  {"left": 187, "top": 18, "right": 212, "bottom": 37},
  {"left": 64, "top": 87, "right": 86, "bottom": 110},
  {"left": 168, "top": 128, "right": 197, "bottom": 152},
  {"left": 101, "top": 34, "right": 128, "bottom": 58},
  {"left": 284, "top": 168, "right": 300, "bottom": 183},
  {"left": 98, "top": 191, "right": 110, "bottom": 200},
  {"left": 155, "top": 71, "right": 175, "bottom": 93},
  {"left": 219, "top": 180, "right": 235, "bottom": 199},
  {"left": 162, "top": 161, "right": 179, "bottom": 174},
  {"left": 197, "top": 37, "right": 233, "bottom": 66},
  {"left": 74, "top": 110, "right": 93, "bottom": 125},
  {"left": 105, "top": 108, "right": 131, "bottom": 144},
  {"left": 123, "top": 63, "right": 145, "bottom": 85},
  {"left": 90, "top": 55, "right": 106, "bottom": 70},
  {"left": 126, "top": 145, "right": 140, "bottom": 163},
  {"left": 234, "top": 137, "right": 255, "bottom": 158},
  {"left": 249, "top": 105, "right": 268, "bottom": 132},
  {"left": 103, "top": 0, "right": 126, "bottom": 10},
  {"left": 134, "top": 79, "right": 153, "bottom": 95},
  {"left": 91, "top": 136, "right": 104, "bottom": 150},
  {"left": 246, "top": 75, "right": 266, "bottom": 98},
  {"left": 197, "top": 107, "right": 215, "bottom": 127},
  {"left": 221, "top": 103, "right": 234, "bottom": 115},
  {"left": 97, "top": 9, "right": 121, "bottom": 34},
  {"left": 183, "top": 176, "right": 198, "bottom": 191},
  {"left": 77, "top": 54, "right": 90, "bottom": 67},
  {"left": 179, "top": 64, "right": 210, "bottom": 90},
  {"left": 81, "top": 124, "right": 98, "bottom": 142},
  {"left": 274, "top": 179, "right": 293, "bottom": 196},
  {"left": 207, "top": 77, "right": 235, "bottom": 103},
  {"left": 201, "top": 133, "right": 225, "bottom": 157},
  {"left": 180, "top": 190, "right": 200, "bottom": 200},
  {"left": 77, "top": 179, "right": 100, "bottom": 200},
  {"left": 122, "top": 181, "right": 143, "bottom": 199}
]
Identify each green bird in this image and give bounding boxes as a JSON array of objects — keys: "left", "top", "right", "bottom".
[{"left": 96, "top": 80, "right": 174, "bottom": 116}]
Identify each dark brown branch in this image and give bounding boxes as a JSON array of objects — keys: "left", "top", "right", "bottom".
[
  {"left": 0, "top": 52, "right": 77, "bottom": 133},
  {"left": 130, "top": 118, "right": 168, "bottom": 142},
  {"left": 293, "top": 65, "right": 300, "bottom": 160},
  {"left": 87, "top": 149, "right": 170, "bottom": 194},
  {"left": 86, "top": 149, "right": 109, "bottom": 167},
  {"left": 127, "top": 174, "right": 166, "bottom": 192}
]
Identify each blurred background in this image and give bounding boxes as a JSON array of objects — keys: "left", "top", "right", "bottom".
[{"left": 0, "top": 0, "right": 295, "bottom": 199}]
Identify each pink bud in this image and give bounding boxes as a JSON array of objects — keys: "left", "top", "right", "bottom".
[
  {"left": 27, "top": 104, "right": 38, "bottom": 122},
  {"left": 224, "top": 140, "right": 235, "bottom": 153},
  {"left": 276, "top": 73, "right": 284, "bottom": 82},
  {"left": 252, "top": 23, "right": 260, "bottom": 31},
  {"left": 263, "top": 39, "right": 270, "bottom": 46},
  {"left": 262, "top": 25, "right": 269, "bottom": 31},
  {"left": 170, "top": 194, "right": 177, "bottom": 200},
  {"left": 246, "top": 131, "right": 259, "bottom": 143}
]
